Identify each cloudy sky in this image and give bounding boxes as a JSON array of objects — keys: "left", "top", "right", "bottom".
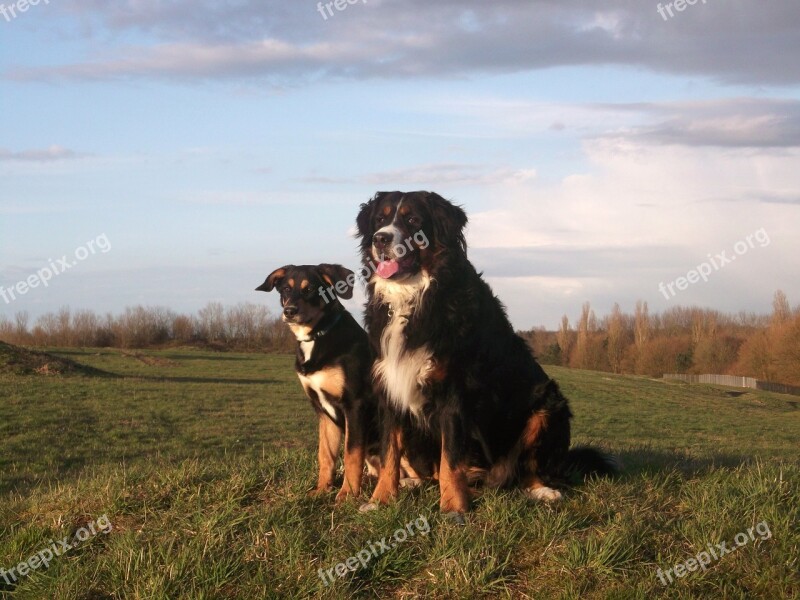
[{"left": 1, "top": 0, "right": 799, "bottom": 329}]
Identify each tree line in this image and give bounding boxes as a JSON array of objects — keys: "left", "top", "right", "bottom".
[
  {"left": 0, "top": 303, "right": 295, "bottom": 353},
  {"left": 521, "top": 290, "right": 800, "bottom": 386},
  {"left": 2, "top": 291, "right": 797, "bottom": 385}
]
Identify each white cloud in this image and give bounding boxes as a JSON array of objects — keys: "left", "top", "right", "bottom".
[
  {"left": 0, "top": 145, "right": 81, "bottom": 162},
  {"left": 9, "top": 1, "right": 800, "bottom": 85},
  {"left": 362, "top": 164, "right": 537, "bottom": 187}
]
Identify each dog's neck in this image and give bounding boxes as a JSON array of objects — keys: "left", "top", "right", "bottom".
[
  {"left": 372, "top": 271, "right": 432, "bottom": 319},
  {"left": 289, "top": 310, "right": 344, "bottom": 365}
]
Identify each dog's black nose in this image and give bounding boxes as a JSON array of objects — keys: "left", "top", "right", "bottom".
[
  {"left": 283, "top": 306, "right": 298, "bottom": 318},
  {"left": 373, "top": 231, "right": 393, "bottom": 250}
]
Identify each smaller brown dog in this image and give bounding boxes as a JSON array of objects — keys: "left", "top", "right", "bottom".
[{"left": 256, "top": 264, "right": 379, "bottom": 503}]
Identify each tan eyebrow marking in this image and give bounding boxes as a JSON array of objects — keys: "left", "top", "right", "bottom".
[
  {"left": 287, "top": 278, "right": 295, "bottom": 287},
  {"left": 300, "top": 279, "right": 309, "bottom": 290}
]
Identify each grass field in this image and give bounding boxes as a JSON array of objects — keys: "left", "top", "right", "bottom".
[{"left": 0, "top": 347, "right": 798, "bottom": 599}]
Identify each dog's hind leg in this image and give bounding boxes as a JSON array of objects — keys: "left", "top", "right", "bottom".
[{"left": 519, "top": 409, "right": 564, "bottom": 503}]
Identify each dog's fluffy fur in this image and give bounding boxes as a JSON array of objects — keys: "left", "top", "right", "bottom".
[{"left": 356, "top": 191, "right": 616, "bottom": 513}]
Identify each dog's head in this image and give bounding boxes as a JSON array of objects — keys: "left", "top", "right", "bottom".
[
  {"left": 355, "top": 191, "right": 467, "bottom": 282},
  {"left": 255, "top": 264, "right": 354, "bottom": 335}
]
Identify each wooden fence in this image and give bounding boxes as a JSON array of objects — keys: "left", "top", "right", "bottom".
[{"left": 663, "top": 374, "right": 800, "bottom": 397}]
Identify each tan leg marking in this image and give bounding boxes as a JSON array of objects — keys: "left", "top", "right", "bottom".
[
  {"left": 336, "top": 419, "right": 364, "bottom": 504},
  {"left": 369, "top": 427, "right": 402, "bottom": 505},
  {"left": 310, "top": 415, "right": 341, "bottom": 496},
  {"left": 520, "top": 410, "right": 562, "bottom": 502},
  {"left": 439, "top": 433, "right": 470, "bottom": 514}
]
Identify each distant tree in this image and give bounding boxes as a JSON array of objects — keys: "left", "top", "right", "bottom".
[
  {"left": 14, "top": 311, "right": 30, "bottom": 343},
  {"left": 538, "top": 343, "right": 562, "bottom": 366},
  {"left": 556, "top": 315, "right": 573, "bottom": 366},
  {"left": 735, "top": 331, "right": 775, "bottom": 381},
  {"left": 607, "top": 303, "right": 625, "bottom": 373},
  {"left": 693, "top": 335, "right": 741, "bottom": 374},
  {"left": 772, "top": 290, "right": 791, "bottom": 327},
  {"left": 774, "top": 314, "right": 800, "bottom": 385},
  {"left": 635, "top": 337, "right": 691, "bottom": 377},
  {"left": 634, "top": 301, "right": 649, "bottom": 350}
]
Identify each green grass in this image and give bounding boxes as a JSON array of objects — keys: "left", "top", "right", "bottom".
[{"left": 1, "top": 348, "right": 798, "bottom": 599}]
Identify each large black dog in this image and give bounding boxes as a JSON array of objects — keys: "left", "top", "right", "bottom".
[
  {"left": 356, "top": 191, "right": 615, "bottom": 515},
  {"left": 256, "top": 264, "right": 380, "bottom": 503}
]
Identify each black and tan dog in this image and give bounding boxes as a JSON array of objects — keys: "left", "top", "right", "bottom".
[
  {"left": 355, "top": 191, "right": 617, "bottom": 515},
  {"left": 256, "top": 264, "right": 380, "bottom": 503}
]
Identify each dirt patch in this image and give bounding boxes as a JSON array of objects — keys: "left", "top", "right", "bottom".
[{"left": 0, "top": 341, "right": 113, "bottom": 377}]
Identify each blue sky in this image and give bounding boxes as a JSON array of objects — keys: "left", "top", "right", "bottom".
[{"left": 1, "top": 0, "right": 799, "bottom": 329}]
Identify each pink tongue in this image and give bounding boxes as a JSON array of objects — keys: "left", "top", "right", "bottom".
[{"left": 376, "top": 260, "right": 399, "bottom": 279}]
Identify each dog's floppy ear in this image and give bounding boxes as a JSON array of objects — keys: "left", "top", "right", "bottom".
[
  {"left": 317, "top": 263, "right": 355, "bottom": 300},
  {"left": 425, "top": 192, "right": 468, "bottom": 253},
  {"left": 356, "top": 192, "right": 387, "bottom": 241},
  {"left": 256, "top": 265, "right": 293, "bottom": 292}
]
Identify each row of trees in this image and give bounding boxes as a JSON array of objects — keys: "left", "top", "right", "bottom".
[
  {"left": 522, "top": 291, "right": 800, "bottom": 385},
  {"left": 2, "top": 291, "right": 797, "bottom": 384},
  {"left": 0, "top": 303, "right": 295, "bottom": 352}
]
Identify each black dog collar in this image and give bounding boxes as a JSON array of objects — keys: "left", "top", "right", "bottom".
[{"left": 298, "top": 312, "right": 343, "bottom": 343}]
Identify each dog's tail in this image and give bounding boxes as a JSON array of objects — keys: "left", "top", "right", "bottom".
[{"left": 562, "top": 446, "right": 621, "bottom": 483}]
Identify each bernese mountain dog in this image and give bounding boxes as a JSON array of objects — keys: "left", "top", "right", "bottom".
[{"left": 356, "top": 191, "right": 616, "bottom": 516}]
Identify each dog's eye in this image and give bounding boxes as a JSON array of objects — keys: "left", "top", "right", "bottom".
[
  {"left": 282, "top": 286, "right": 291, "bottom": 294},
  {"left": 407, "top": 215, "right": 421, "bottom": 227},
  {"left": 376, "top": 215, "right": 387, "bottom": 225}
]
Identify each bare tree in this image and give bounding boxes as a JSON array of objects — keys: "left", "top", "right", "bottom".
[
  {"left": 607, "top": 303, "right": 625, "bottom": 374},
  {"left": 772, "top": 290, "right": 790, "bottom": 327},
  {"left": 634, "top": 300, "right": 649, "bottom": 350},
  {"left": 556, "top": 314, "right": 573, "bottom": 366}
]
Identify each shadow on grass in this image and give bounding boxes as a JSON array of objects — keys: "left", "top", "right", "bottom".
[
  {"left": 50, "top": 349, "right": 274, "bottom": 362},
  {"left": 126, "top": 375, "right": 279, "bottom": 385},
  {"left": 615, "top": 446, "right": 764, "bottom": 478},
  {"left": 159, "top": 353, "right": 259, "bottom": 361}
]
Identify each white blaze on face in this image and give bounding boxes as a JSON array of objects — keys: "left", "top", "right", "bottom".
[{"left": 372, "top": 198, "right": 405, "bottom": 262}]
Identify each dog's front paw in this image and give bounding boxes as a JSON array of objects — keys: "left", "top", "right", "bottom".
[
  {"left": 524, "top": 486, "right": 563, "bottom": 503},
  {"left": 358, "top": 502, "right": 379, "bottom": 512},
  {"left": 307, "top": 485, "right": 334, "bottom": 498},
  {"left": 399, "top": 477, "right": 423, "bottom": 489},
  {"left": 335, "top": 488, "right": 358, "bottom": 505}
]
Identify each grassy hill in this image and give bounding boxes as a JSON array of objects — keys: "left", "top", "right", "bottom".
[{"left": 0, "top": 348, "right": 798, "bottom": 598}]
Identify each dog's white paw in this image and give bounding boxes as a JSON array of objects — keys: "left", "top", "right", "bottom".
[
  {"left": 358, "top": 502, "right": 379, "bottom": 513},
  {"left": 525, "top": 486, "right": 563, "bottom": 502},
  {"left": 399, "top": 477, "right": 423, "bottom": 489}
]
